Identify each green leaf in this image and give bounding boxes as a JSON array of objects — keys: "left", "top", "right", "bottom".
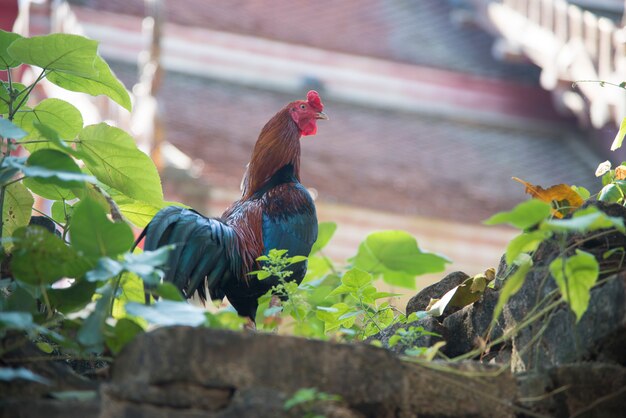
[
  {"left": 104, "top": 186, "right": 168, "bottom": 227},
  {"left": 571, "top": 185, "right": 590, "bottom": 200},
  {"left": 492, "top": 255, "right": 532, "bottom": 323},
  {"left": 14, "top": 98, "right": 83, "bottom": 152},
  {"left": 105, "top": 318, "right": 144, "bottom": 355},
  {"left": 341, "top": 268, "right": 372, "bottom": 289},
  {"left": 610, "top": 117, "right": 626, "bottom": 151},
  {"left": 0, "top": 30, "right": 23, "bottom": 69},
  {"left": 311, "top": 221, "right": 337, "bottom": 254},
  {"left": 47, "top": 55, "right": 132, "bottom": 111},
  {"left": 549, "top": 250, "right": 599, "bottom": 322},
  {"left": 484, "top": 199, "right": 552, "bottom": 229},
  {"left": 351, "top": 230, "right": 450, "bottom": 288},
  {"left": 36, "top": 341, "right": 54, "bottom": 354},
  {"left": 70, "top": 198, "right": 134, "bottom": 259},
  {"left": 11, "top": 226, "right": 90, "bottom": 285},
  {"left": 543, "top": 206, "right": 625, "bottom": 233},
  {"left": 0, "top": 311, "right": 35, "bottom": 331},
  {"left": 85, "top": 257, "right": 124, "bottom": 282},
  {"left": 506, "top": 230, "right": 552, "bottom": 264},
  {"left": 125, "top": 300, "right": 208, "bottom": 327},
  {"left": 77, "top": 123, "right": 163, "bottom": 204},
  {"left": 597, "top": 183, "right": 623, "bottom": 203},
  {"left": 0, "top": 367, "right": 50, "bottom": 385},
  {"left": 0, "top": 82, "right": 27, "bottom": 114},
  {"left": 48, "top": 280, "right": 98, "bottom": 314},
  {"left": 8, "top": 33, "right": 98, "bottom": 76},
  {"left": 30, "top": 122, "right": 91, "bottom": 161},
  {"left": 50, "top": 200, "right": 73, "bottom": 225},
  {"left": 20, "top": 149, "right": 95, "bottom": 200},
  {"left": 2, "top": 182, "right": 34, "bottom": 250},
  {"left": 153, "top": 282, "right": 184, "bottom": 301},
  {"left": 0, "top": 117, "right": 27, "bottom": 139},
  {"left": 77, "top": 284, "right": 112, "bottom": 350}
]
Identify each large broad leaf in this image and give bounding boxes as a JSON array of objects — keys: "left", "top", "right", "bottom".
[
  {"left": 0, "top": 82, "right": 27, "bottom": 114},
  {"left": 125, "top": 300, "right": 208, "bottom": 327},
  {"left": 492, "top": 254, "right": 532, "bottom": 323},
  {"left": 0, "top": 118, "right": 27, "bottom": 140},
  {"left": 30, "top": 122, "right": 92, "bottom": 162},
  {"left": 47, "top": 55, "right": 132, "bottom": 112},
  {"left": 543, "top": 206, "right": 625, "bottom": 233},
  {"left": 549, "top": 250, "right": 599, "bottom": 322},
  {"left": 104, "top": 186, "right": 168, "bottom": 228},
  {"left": 48, "top": 280, "right": 98, "bottom": 314},
  {"left": 2, "top": 182, "right": 34, "bottom": 251},
  {"left": 86, "top": 246, "right": 171, "bottom": 284},
  {"left": 0, "top": 30, "right": 23, "bottom": 69},
  {"left": 311, "top": 222, "right": 337, "bottom": 254},
  {"left": 7, "top": 33, "right": 98, "bottom": 76},
  {"left": 484, "top": 199, "right": 552, "bottom": 229},
  {"left": 70, "top": 198, "right": 134, "bottom": 259},
  {"left": 77, "top": 124, "right": 163, "bottom": 205},
  {"left": 20, "top": 149, "right": 95, "bottom": 200},
  {"left": 14, "top": 99, "right": 83, "bottom": 152},
  {"left": 11, "top": 226, "right": 91, "bottom": 285},
  {"left": 350, "top": 230, "right": 450, "bottom": 289}
]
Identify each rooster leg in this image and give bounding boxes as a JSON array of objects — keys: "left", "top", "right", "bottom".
[
  {"left": 244, "top": 317, "right": 256, "bottom": 331},
  {"left": 269, "top": 295, "right": 282, "bottom": 309}
]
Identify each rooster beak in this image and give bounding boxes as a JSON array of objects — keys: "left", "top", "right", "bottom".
[{"left": 316, "top": 111, "right": 329, "bottom": 120}]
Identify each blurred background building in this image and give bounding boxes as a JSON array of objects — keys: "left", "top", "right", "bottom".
[{"left": 3, "top": 0, "right": 625, "bottom": 288}]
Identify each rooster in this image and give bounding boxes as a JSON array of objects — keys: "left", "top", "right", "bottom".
[{"left": 139, "top": 90, "right": 327, "bottom": 327}]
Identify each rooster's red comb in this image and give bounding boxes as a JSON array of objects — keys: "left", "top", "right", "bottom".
[{"left": 307, "top": 90, "right": 323, "bottom": 112}]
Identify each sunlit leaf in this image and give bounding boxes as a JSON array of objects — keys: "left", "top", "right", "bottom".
[
  {"left": 14, "top": 99, "right": 83, "bottom": 152},
  {"left": 20, "top": 149, "right": 95, "bottom": 200},
  {"left": 47, "top": 55, "right": 132, "bottom": 111},
  {"left": 77, "top": 123, "right": 163, "bottom": 205},
  {"left": 351, "top": 230, "right": 450, "bottom": 289},
  {"left": 610, "top": 117, "right": 626, "bottom": 151},
  {"left": 0, "top": 30, "right": 23, "bottom": 69},
  {"left": 543, "top": 206, "right": 625, "bottom": 233},
  {"left": 8, "top": 33, "right": 98, "bottom": 76},
  {"left": 484, "top": 199, "right": 551, "bottom": 229},
  {"left": 549, "top": 250, "right": 599, "bottom": 322},
  {"left": 0, "top": 82, "right": 26, "bottom": 114},
  {"left": 595, "top": 160, "right": 612, "bottom": 177}
]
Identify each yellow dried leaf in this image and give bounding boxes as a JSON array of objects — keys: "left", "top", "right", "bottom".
[
  {"left": 615, "top": 165, "right": 626, "bottom": 180},
  {"left": 512, "top": 177, "right": 584, "bottom": 218}
]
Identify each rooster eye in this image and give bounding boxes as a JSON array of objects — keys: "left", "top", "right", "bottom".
[{"left": 300, "top": 104, "right": 306, "bottom": 109}]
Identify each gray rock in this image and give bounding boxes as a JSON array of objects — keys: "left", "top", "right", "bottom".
[
  {"left": 406, "top": 271, "right": 469, "bottom": 317},
  {"left": 442, "top": 288, "right": 505, "bottom": 358},
  {"left": 105, "top": 327, "right": 517, "bottom": 418}
]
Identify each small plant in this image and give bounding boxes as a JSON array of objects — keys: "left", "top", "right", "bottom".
[{"left": 284, "top": 387, "right": 341, "bottom": 418}]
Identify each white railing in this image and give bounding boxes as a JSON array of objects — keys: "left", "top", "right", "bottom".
[{"left": 488, "top": 0, "right": 625, "bottom": 127}]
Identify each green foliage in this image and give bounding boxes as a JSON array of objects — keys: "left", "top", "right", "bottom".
[
  {"left": 549, "top": 250, "right": 599, "bottom": 322},
  {"left": 351, "top": 230, "right": 450, "bottom": 288},
  {"left": 483, "top": 199, "right": 552, "bottom": 229},
  {"left": 0, "top": 30, "right": 170, "bottom": 367},
  {"left": 610, "top": 117, "right": 626, "bottom": 151},
  {"left": 284, "top": 387, "right": 341, "bottom": 416}
]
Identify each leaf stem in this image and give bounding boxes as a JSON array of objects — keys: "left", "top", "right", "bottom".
[
  {"left": 9, "top": 68, "right": 47, "bottom": 119},
  {"left": 40, "top": 283, "right": 53, "bottom": 319}
]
